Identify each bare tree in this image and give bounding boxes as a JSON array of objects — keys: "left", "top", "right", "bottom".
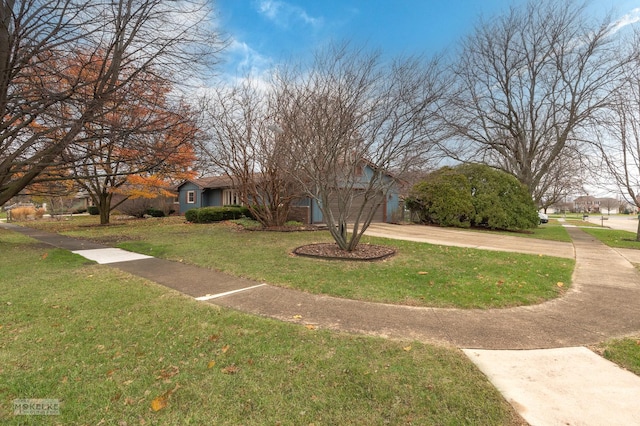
[
  {"left": 0, "top": 0, "right": 224, "bottom": 206},
  {"left": 275, "top": 43, "right": 448, "bottom": 251},
  {"left": 202, "top": 78, "right": 303, "bottom": 227},
  {"left": 594, "top": 31, "right": 640, "bottom": 239},
  {"left": 0, "top": 0, "right": 93, "bottom": 205},
  {"left": 531, "top": 145, "right": 585, "bottom": 212},
  {"left": 443, "top": 0, "right": 629, "bottom": 203}
]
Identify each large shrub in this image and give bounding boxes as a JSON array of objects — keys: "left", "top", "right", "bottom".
[
  {"left": 185, "top": 206, "right": 251, "bottom": 223},
  {"left": 405, "top": 168, "right": 474, "bottom": 227},
  {"left": 406, "top": 164, "right": 539, "bottom": 230}
]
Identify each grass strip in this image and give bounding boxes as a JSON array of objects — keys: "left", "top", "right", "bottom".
[
  {"left": 581, "top": 228, "right": 640, "bottom": 250},
  {"left": 593, "top": 336, "right": 640, "bottom": 376}
]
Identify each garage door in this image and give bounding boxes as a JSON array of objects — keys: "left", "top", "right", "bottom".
[{"left": 327, "top": 190, "right": 385, "bottom": 223}]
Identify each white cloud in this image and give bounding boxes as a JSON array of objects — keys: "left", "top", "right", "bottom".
[
  {"left": 258, "top": 0, "right": 282, "bottom": 20},
  {"left": 608, "top": 7, "right": 640, "bottom": 35},
  {"left": 256, "top": 0, "right": 323, "bottom": 29},
  {"left": 225, "top": 38, "right": 273, "bottom": 75}
]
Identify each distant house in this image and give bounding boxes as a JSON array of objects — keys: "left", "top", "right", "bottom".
[
  {"left": 176, "top": 176, "right": 238, "bottom": 214},
  {"left": 597, "top": 197, "right": 620, "bottom": 215},
  {"left": 176, "top": 164, "right": 402, "bottom": 224},
  {"left": 574, "top": 195, "right": 600, "bottom": 213},
  {"left": 573, "top": 196, "right": 622, "bottom": 214}
]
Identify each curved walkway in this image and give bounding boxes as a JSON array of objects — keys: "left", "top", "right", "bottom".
[
  {"left": 3, "top": 221, "right": 639, "bottom": 349},
  {"left": 211, "top": 225, "right": 640, "bottom": 349}
]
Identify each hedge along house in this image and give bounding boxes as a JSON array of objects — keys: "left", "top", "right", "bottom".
[{"left": 176, "top": 164, "right": 403, "bottom": 224}]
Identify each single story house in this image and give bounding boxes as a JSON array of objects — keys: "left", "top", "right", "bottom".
[{"left": 176, "top": 165, "right": 402, "bottom": 224}]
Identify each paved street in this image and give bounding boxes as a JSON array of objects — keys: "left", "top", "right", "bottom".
[{"left": 586, "top": 214, "right": 639, "bottom": 233}]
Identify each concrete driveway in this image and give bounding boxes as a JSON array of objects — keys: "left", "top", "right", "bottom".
[{"left": 364, "top": 222, "right": 574, "bottom": 258}]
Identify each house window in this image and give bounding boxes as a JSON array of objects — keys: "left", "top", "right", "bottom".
[
  {"left": 223, "top": 189, "right": 240, "bottom": 206},
  {"left": 187, "top": 191, "right": 195, "bottom": 204}
]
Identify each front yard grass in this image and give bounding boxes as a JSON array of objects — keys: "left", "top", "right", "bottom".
[
  {"left": 472, "top": 220, "right": 572, "bottom": 242},
  {"left": 581, "top": 228, "right": 640, "bottom": 250},
  {"left": 594, "top": 336, "right": 640, "bottom": 376},
  {"left": 0, "top": 229, "right": 523, "bottom": 425},
  {"left": 24, "top": 216, "right": 574, "bottom": 309}
]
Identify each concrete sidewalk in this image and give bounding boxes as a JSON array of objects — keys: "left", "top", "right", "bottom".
[{"left": 3, "top": 221, "right": 640, "bottom": 425}]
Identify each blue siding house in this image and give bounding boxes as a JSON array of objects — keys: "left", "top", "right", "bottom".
[
  {"left": 177, "top": 166, "right": 403, "bottom": 223},
  {"left": 176, "top": 176, "right": 237, "bottom": 214}
]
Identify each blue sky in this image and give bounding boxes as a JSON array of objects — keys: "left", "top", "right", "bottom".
[{"left": 214, "top": 0, "right": 640, "bottom": 78}]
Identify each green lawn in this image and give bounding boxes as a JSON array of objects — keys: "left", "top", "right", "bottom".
[
  {"left": 595, "top": 336, "right": 640, "bottom": 377},
  {"left": 0, "top": 229, "right": 523, "bottom": 425},
  {"left": 472, "top": 219, "right": 572, "bottom": 242},
  {"left": 581, "top": 228, "right": 640, "bottom": 250},
  {"left": 24, "top": 216, "right": 574, "bottom": 309}
]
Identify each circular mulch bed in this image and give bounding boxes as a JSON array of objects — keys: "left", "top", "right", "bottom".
[{"left": 293, "top": 243, "right": 396, "bottom": 261}]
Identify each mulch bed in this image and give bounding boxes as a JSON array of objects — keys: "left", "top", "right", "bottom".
[{"left": 293, "top": 243, "right": 396, "bottom": 261}]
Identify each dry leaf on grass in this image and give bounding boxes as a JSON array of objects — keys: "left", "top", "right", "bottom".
[
  {"left": 150, "top": 384, "right": 180, "bottom": 412},
  {"left": 221, "top": 364, "right": 239, "bottom": 375},
  {"left": 150, "top": 396, "right": 167, "bottom": 412},
  {"left": 155, "top": 365, "right": 179, "bottom": 380}
]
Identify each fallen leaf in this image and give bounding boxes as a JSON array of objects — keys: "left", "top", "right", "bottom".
[
  {"left": 292, "top": 315, "right": 302, "bottom": 319},
  {"left": 150, "top": 384, "right": 180, "bottom": 412},
  {"left": 557, "top": 282, "right": 564, "bottom": 287},
  {"left": 207, "top": 360, "right": 216, "bottom": 369},
  {"left": 156, "top": 365, "right": 179, "bottom": 380},
  {"left": 418, "top": 271, "right": 428, "bottom": 275},
  {"left": 208, "top": 334, "right": 219, "bottom": 342},
  {"left": 403, "top": 346, "right": 412, "bottom": 352},
  {"left": 41, "top": 252, "right": 48, "bottom": 260},
  {"left": 221, "top": 364, "right": 239, "bottom": 374},
  {"left": 221, "top": 345, "right": 230, "bottom": 353},
  {"left": 305, "top": 324, "right": 316, "bottom": 330},
  {"left": 150, "top": 396, "right": 167, "bottom": 412}
]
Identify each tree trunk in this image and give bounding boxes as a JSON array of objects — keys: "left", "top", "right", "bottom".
[{"left": 97, "top": 192, "right": 112, "bottom": 225}]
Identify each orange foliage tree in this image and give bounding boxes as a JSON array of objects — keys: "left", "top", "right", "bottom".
[
  {"left": 61, "top": 55, "right": 199, "bottom": 223},
  {"left": 0, "top": 0, "right": 222, "bottom": 207}
]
